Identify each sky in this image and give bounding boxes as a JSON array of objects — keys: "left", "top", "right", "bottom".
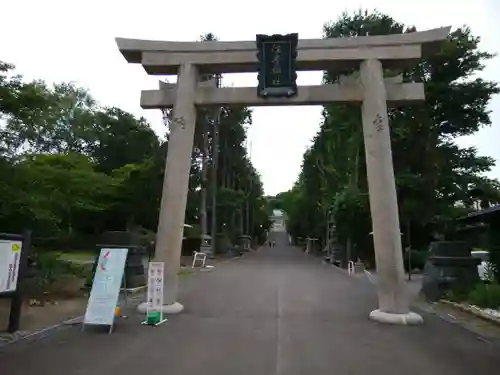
[{"left": 1, "top": 0, "right": 499, "bottom": 196}]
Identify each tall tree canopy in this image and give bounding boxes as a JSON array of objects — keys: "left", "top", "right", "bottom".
[
  {"left": 279, "top": 10, "right": 499, "bottom": 264},
  {"left": 0, "top": 54, "right": 271, "bottom": 251}
]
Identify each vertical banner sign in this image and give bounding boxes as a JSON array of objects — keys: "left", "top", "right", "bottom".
[
  {"left": 0, "top": 240, "right": 22, "bottom": 293},
  {"left": 256, "top": 33, "right": 298, "bottom": 98},
  {"left": 83, "top": 248, "right": 128, "bottom": 331},
  {"left": 147, "top": 262, "right": 164, "bottom": 312},
  {"left": 143, "top": 262, "right": 167, "bottom": 326}
]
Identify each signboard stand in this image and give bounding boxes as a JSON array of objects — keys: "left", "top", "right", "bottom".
[
  {"left": 0, "top": 230, "right": 31, "bottom": 333},
  {"left": 82, "top": 248, "right": 129, "bottom": 334},
  {"left": 120, "top": 274, "right": 129, "bottom": 308},
  {"left": 82, "top": 276, "right": 128, "bottom": 334},
  {"left": 141, "top": 262, "right": 167, "bottom": 327}
]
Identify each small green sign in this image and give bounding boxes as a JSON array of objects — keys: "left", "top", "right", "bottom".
[
  {"left": 256, "top": 33, "right": 298, "bottom": 98},
  {"left": 147, "top": 311, "right": 161, "bottom": 325}
]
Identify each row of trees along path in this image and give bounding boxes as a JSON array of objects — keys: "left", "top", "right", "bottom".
[{"left": 273, "top": 11, "right": 500, "bottom": 273}]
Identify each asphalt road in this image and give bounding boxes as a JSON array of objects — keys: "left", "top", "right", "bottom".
[{"left": 1, "top": 232, "right": 498, "bottom": 374}]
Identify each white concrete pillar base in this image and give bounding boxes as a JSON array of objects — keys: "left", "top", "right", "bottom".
[
  {"left": 369, "top": 309, "right": 423, "bottom": 325},
  {"left": 137, "top": 302, "right": 184, "bottom": 314}
]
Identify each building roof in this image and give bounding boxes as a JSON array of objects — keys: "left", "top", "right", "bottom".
[{"left": 457, "top": 204, "right": 500, "bottom": 221}]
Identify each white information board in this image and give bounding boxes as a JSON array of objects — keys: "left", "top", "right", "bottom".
[
  {"left": 83, "top": 248, "right": 128, "bottom": 330},
  {"left": 142, "top": 261, "right": 167, "bottom": 326},
  {"left": 147, "top": 262, "right": 164, "bottom": 313},
  {"left": 0, "top": 240, "right": 23, "bottom": 293}
]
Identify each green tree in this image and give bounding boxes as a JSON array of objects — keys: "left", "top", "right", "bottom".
[
  {"left": 91, "top": 107, "right": 160, "bottom": 173},
  {"left": 0, "top": 153, "right": 116, "bottom": 236},
  {"left": 3, "top": 81, "right": 98, "bottom": 155},
  {"left": 0, "top": 55, "right": 270, "bottom": 254},
  {"left": 283, "top": 10, "right": 499, "bottom": 265}
]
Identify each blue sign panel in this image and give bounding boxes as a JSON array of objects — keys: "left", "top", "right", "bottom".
[{"left": 83, "top": 248, "right": 128, "bottom": 327}]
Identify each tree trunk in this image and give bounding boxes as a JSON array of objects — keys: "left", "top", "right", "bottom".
[
  {"left": 345, "top": 133, "right": 361, "bottom": 265},
  {"left": 346, "top": 237, "right": 352, "bottom": 264},
  {"left": 211, "top": 107, "right": 220, "bottom": 254},
  {"left": 200, "top": 119, "right": 209, "bottom": 237},
  {"left": 239, "top": 207, "right": 244, "bottom": 235},
  {"left": 245, "top": 198, "right": 250, "bottom": 234}
]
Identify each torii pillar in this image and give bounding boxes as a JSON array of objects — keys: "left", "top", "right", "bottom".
[
  {"left": 140, "top": 64, "right": 199, "bottom": 314},
  {"left": 360, "top": 59, "right": 421, "bottom": 324}
]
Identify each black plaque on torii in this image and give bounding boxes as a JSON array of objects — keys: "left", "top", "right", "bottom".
[{"left": 256, "top": 33, "right": 298, "bottom": 98}]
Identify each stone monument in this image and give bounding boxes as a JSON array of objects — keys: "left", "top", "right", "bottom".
[{"left": 421, "top": 241, "right": 481, "bottom": 301}]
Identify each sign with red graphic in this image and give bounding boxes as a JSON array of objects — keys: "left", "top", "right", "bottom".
[
  {"left": 83, "top": 248, "right": 128, "bottom": 327},
  {"left": 100, "top": 250, "right": 111, "bottom": 271}
]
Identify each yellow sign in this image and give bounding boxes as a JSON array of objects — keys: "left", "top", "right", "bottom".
[{"left": 1, "top": 240, "right": 22, "bottom": 293}]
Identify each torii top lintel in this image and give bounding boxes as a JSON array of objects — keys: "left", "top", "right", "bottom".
[{"left": 115, "top": 27, "right": 450, "bottom": 75}]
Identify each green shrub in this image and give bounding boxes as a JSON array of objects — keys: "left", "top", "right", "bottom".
[
  {"left": 62, "top": 261, "right": 89, "bottom": 278},
  {"left": 34, "top": 251, "right": 90, "bottom": 290},
  {"left": 444, "top": 288, "right": 469, "bottom": 303},
  {"left": 486, "top": 227, "right": 500, "bottom": 281},
  {"left": 444, "top": 290, "right": 459, "bottom": 302},
  {"left": 84, "top": 268, "right": 95, "bottom": 287},
  {"left": 403, "top": 249, "right": 428, "bottom": 271},
  {"left": 35, "top": 252, "right": 66, "bottom": 289},
  {"left": 467, "top": 283, "right": 500, "bottom": 309}
]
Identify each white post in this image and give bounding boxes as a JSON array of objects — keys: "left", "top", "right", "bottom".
[
  {"left": 359, "top": 59, "right": 422, "bottom": 325},
  {"left": 138, "top": 63, "right": 198, "bottom": 314}
]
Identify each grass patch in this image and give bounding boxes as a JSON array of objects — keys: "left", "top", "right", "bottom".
[
  {"left": 445, "top": 282, "right": 500, "bottom": 310},
  {"left": 55, "top": 251, "right": 95, "bottom": 264},
  {"left": 178, "top": 269, "right": 193, "bottom": 278}
]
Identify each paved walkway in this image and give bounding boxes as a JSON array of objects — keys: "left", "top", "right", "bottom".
[{"left": 1, "top": 233, "right": 499, "bottom": 374}]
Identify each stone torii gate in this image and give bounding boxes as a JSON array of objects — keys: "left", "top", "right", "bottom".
[{"left": 116, "top": 26, "right": 450, "bottom": 325}]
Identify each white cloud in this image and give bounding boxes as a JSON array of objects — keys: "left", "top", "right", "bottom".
[{"left": 1, "top": 0, "right": 498, "bottom": 195}]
